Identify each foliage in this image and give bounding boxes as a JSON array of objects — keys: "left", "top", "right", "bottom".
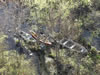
[
  {"left": 0, "top": 35, "right": 36, "bottom": 75},
  {"left": 0, "top": 0, "right": 100, "bottom": 75},
  {"left": 22, "top": 0, "right": 88, "bottom": 40}
]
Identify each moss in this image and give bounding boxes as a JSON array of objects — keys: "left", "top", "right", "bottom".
[
  {"left": 50, "top": 49, "right": 56, "bottom": 57},
  {"left": 0, "top": 35, "right": 8, "bottom": 43},
  {"left": 0, "top": 35, "right": 8, "bottom": 51}
]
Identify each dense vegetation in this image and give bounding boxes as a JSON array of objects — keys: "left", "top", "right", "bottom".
[{"left": 0, "top": 0, "right": 100, "bottom": 75}]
